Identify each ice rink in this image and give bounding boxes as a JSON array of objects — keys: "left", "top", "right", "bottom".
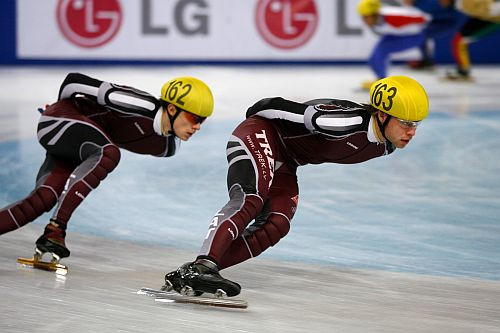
[{"left": 1, "top": 65, "right": 500, "bottom": 332}]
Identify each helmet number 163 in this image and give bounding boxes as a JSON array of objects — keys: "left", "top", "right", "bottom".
[{"left": 371, "top": 83, "right": 397, "bottom": 112}]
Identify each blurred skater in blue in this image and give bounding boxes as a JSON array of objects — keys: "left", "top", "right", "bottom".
[
  {"left": 402, "top": 0, "right": 467, "bottom": 70},
  {"left": 358, "top": 0, "right": 431, "bottom": 89}
]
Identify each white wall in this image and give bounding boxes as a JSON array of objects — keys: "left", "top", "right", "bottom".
[{"left": 18, "top": 0, "right": 407, "bottom": 61}]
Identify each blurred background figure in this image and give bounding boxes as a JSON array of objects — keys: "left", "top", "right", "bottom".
[
  {"left": 401, "top": 0, "right": 467, "bottom": 70},
  {"left": 446, "top": 0, "right": 500, "bottom": 80},
  {"left": 358, "top": 0, "right": 431, "bottom": 89}
]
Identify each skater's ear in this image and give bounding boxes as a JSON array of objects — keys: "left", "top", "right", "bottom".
[
  {"left": 166, "top": 103, "right": 178, "bottom": 116},
  {"left": 377, "top": 110, "right": 388, "bottom": 122}
]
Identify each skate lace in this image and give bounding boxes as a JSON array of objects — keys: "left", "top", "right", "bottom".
[{"left": 180, "top": 263, "right": 219, "bottom": 280}]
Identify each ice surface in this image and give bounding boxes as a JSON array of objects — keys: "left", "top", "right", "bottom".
[{"left": 1, "top": 66, "right": 499, "bottom": 332}]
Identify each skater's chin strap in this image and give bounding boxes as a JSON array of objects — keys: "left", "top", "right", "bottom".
[
  {"left": 158, "top": 100, "right": 181, "bottom": 137},
  {"left": 166, "top": 109, "right": 181, "bottom": 137},
  {"left": 376, "top": 112, "right": 391, "bottom": 143}
]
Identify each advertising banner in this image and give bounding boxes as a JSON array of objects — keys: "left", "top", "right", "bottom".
[{"left": 17, "top": 0, "right": 398, "bottom": 61}]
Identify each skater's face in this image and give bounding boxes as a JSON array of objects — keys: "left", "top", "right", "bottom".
[
  {"left": 438, "top": 0, "right": 453, "bottom": 8},
  {"left": 361, "top": 14, "right": 378, "bottom": 27},
  {"left": 166, "top": 104, "right": 204, "bottom": 141},
  {"left": 379, "top": 112, "right": 418, "bottom": 149}
]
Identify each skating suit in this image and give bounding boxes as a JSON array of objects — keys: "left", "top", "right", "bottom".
[
  {"left": 411, "top": 0, "right": 466, "bottom": 40},
  {"left": 0, "top": 73, "right": 178, "bottom": 234},
  {"left": 368, "top": 6, "right": 430, "bottom": 77},
  {"left": 198, "top": 97, "right": 395, "bottom": 269}
]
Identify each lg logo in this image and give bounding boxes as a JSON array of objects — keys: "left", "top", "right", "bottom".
[
  {"left": 55, "top": 0, "right": 360, "bottom": 50},
  {"left": 57, "top": 0, "right": 122, "bottom": 48},
  {"left": 255, "top": 0, "right": 319, "bottom": 50},
  {"left": 56, "top": 0, "right": 208, "bottom": 48}
]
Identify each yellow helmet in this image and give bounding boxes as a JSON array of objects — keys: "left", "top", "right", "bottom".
[
  {"left": 369, "top": 76, "right": 429, "bottom": 122},
  {"left": 160, "top": 76, "right": 214, "bottom": 117},
  {"left": 357, "top": 0, "right": 381, "bottom": 16}
]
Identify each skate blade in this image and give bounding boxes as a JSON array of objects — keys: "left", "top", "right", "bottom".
[
  {"left": 440, "top": 76, "right": 475, "bottom": 82},
  {"left": 137, "top": 287, "right": 248, "bottom": 309},
  {"left": 17, "top": 257, "right": 68, "bottom": 276}
]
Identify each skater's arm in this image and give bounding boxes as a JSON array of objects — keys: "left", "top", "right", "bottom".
[
  {"left": 303, "top": 102, "right": 368, "bottom": 138},
  {"left": 245, "top": 97, "right": 307, "bottom": 120},
  {"left": 58, "top": 72, "right": 102, "bottom": 101},
  {"left": 59, "top": 73, "right": 161, "bottom": 118},
  {"left": 246, "top": 97, "right": 367, "bottom": 138},
  {"left": 374, "top": 7, "right": 431, "bottom": 35}
]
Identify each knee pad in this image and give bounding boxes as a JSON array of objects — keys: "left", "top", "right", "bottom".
[
  {"left": 0, "top": 186, "right": 58, "bottom": 234},
  {"left": 84, "top": 145, "right": 120, "bottom": 188},
  {"left": 14, "top": 186, "right": 58, "bottom": 222},
  {"left": 244, "top": 213, "right": 290, "bottom": 257},
  {"left": 260, "top": 213, "right": 290, "bottom": 247}
]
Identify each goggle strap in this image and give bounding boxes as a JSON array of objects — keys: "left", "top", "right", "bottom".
[
  {"left": 377, "top": 113, "right": 391, "bottom": 142},
  {"left": 167, "top": 106, "right": 181, "bottom": 136}
]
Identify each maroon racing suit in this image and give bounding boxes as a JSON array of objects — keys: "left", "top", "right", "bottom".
[
  {"left": 198, "top": 97, "right": 395, "bottom": 269},
  {"left": 0, "top": 73, "right": 179, "bottom": 235}
]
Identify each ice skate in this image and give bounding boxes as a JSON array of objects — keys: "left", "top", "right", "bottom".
[
  {"left": 35, "top": 220, "right": 71, "bottom": 259},
  {"left": 17, "top": 220, "right": 69, "bottom": 275},
  {"left": 443, "top": 69, "right": 474, "bottom": 82},
  {"left": 137, "top": 286, "right": 248, "bottom": 309},
  {"left": 407, "top": 59, "right": 435, "bottom": 71},
  {"left": 163, "top": 259, "right": 241, "bottom": 298}
]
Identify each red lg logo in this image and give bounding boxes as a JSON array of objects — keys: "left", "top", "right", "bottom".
[
  {"left": 255, "top": 0, "right": 319, "bottom": 49},
  {"left": 57, "top": 0, "right": 122, "bottom": 48}
]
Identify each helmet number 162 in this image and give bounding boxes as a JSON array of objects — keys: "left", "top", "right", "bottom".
[
  {"left": 371, "top": 83, "right": 397, "bottom": 112},
  {"left": 163, "top": 80, "right": 192, "bottom": 106}
]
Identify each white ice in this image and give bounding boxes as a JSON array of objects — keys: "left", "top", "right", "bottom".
[{"left": 1, "top": 65, "right": 499, "bottom": 332}]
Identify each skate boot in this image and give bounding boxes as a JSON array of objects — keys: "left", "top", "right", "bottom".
[
  {"left": 408, "top": 59, "right": 435, "bottom": 70},
  {"left": 163, "top": 262, "right": 199, "bottom": 295},
  {"left": 35, "top": 220, "right": 70, "bottom": 261},
  {"left": 445, "top": 68, "right": 474, "bottom": 82},
  {"left": 163, "top": 259, "right": 241, "bottom": 297}
]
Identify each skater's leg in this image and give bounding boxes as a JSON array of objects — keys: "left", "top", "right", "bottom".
[
  {"left": 218, "top": 165, "right": 299, "bottom": 269},
  {"left": 35, "top": 113, "right": 120, "bottom": 257},
  {"left": 450, "top": 19, "right": 500, "bottom": 77},
  {"left": 0, "top": 154, "right": 72, "bottom": 235},
  {"left": 198, "top": 126, "right": 282, "bottom": 265},
  {"left": 369, "top": 34, "right": 426, "bottom": 78},
  {"left": 451, "top": 32, "right": 471, "bottom": 76},
  {"left": 35, "top": 143, "right": 120, "bottom": 257},
  {"left": 50, "top": 143, "right": 120, "bottom": 225},
  {"left": 165, "top": 118, "right": 283, "bottom": 296}
]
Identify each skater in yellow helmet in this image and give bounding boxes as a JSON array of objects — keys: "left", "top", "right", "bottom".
[
  {"left": 159, "top": 76, "right": 214, "bottom": 139},
  {"left": 358, "top": 0, "right": 381, "bottom": 17},
  {"left": 163, "top": 75, "right": 429, "bottom": 298},
  {"left": 0, "top": 73, "right": 214, "bottom": 269},
  {"left": 368, "top": 75, "right": 428, "bottom": 147}
]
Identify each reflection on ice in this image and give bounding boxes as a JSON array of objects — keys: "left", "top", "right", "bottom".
[{"left": 1, "top": 66, "right": 499, "bottom": 280}]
